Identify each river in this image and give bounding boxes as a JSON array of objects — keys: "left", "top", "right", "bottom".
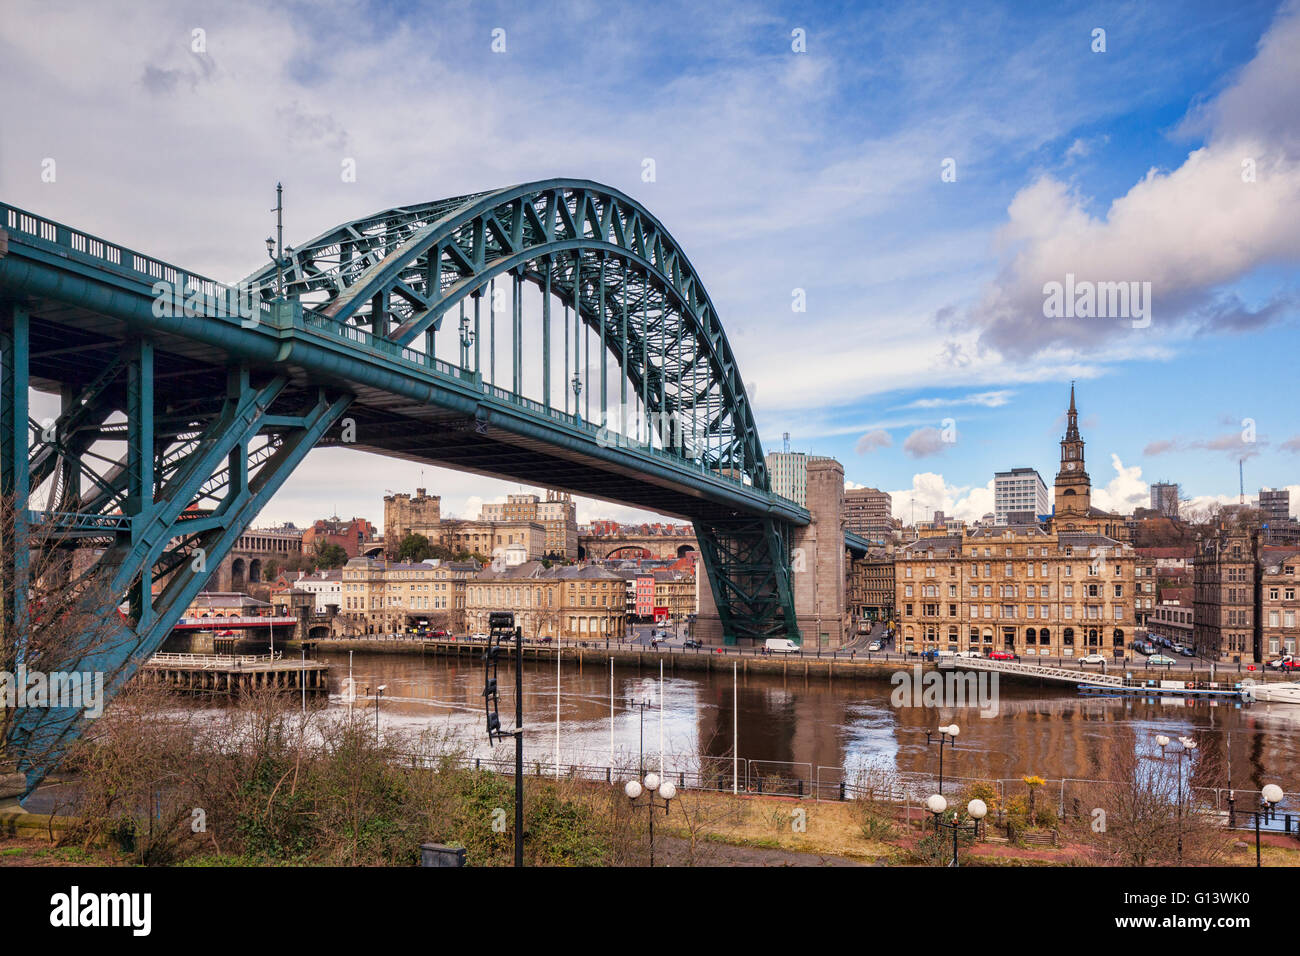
[{"left": 318, "top": 649, "right": 1300, "bottom": 801}]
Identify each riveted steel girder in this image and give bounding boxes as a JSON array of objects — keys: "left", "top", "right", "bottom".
[{"left": 0, "top": 184, "right": 808, "bottom": 783}]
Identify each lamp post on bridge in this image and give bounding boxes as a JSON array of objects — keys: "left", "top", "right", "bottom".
[
  {"left": 265, "top": 182, "right": 294, "bottom": 300},
  {"left": 459, "top": 309, "right": 475, "bottom": 371},
  {"left": 571, "top": 372, "right": 582, "bottom": 424}
]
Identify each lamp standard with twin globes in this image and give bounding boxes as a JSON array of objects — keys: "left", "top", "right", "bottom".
[
  {"left": 1256, "top": 783, "right": 1285, "bottom": 867},
  {"left": 374, "top": 684, "right": 386, "bottom": 743},
  {"left": 926, "top": 793, "right": 987, "bottom": 867},
  {"left": 1154, "top": 733, "right": 1197, "bottom": 862},
  {"left": 625, "top": 772, "right": 677, "bottom": 867},
  {"left": 925, "top": 724, "right": 960, "bottom": 794}
]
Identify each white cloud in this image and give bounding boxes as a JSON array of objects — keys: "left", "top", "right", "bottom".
[
  {"left": 887, "top": 473, "right": 994, "bottom": 524},
  {"left": 855, "top": 429, "right": 893, "bottom": 454},
  {"left": 903, "top": 427, "right": 947, "bottom": 459},
  {"left": 899, "top": 390, "right": 1015, "bottom": 410},
  {"left": 964, "top": 0, "right": 1300, "bottom": 358},
  {"left": 1090, "top": 454, "right": 1149, "bottom": 515}
]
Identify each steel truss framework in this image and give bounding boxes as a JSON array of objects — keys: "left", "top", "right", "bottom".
[
  {"left": 0, "top": 180, "right": 803, "bottom": 791},
  {"left": 239, "top": 181, "right": 800, "bottom": 646}
]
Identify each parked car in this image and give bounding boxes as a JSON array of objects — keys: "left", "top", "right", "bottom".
[
  {"left": 1179, "top": 646, "right": 1195, "bottom": 657},
  {"left": 1147, "top": 654, "right": 1176, "bottom": 666},
  {"left": 683, "top": 639, "right": 703, "bottom": 649},
  {"left": 989, "top": 651, "right": 1016, "bottom": 661},
  {"left": 764, "top": 638, "right": 801, "bottom": 654},
  {"left": 470, "top": 632, "right": 489, "bottom": 642},
  {"left": 954, "top": 650, "right": 982, "bottom": 658},
  {"left": 918, "top": 648, "right": 939, "bottom": 661},
  {"left": 936, "top": 649, "right": 956, "bottom": 658},
  {"left": 1266, "top": 655, "right": 1295, "bottom": 670},
  {"left": 1078, "top": 653, "right": 1108, "bottom": 665},
  {"left": 867, "top": 640, "right": 883, "bottom": 652}
]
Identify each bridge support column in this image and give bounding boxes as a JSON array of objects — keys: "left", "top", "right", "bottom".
[
  {"left": 694, "top": 516, "right": 799, "bottom": 646},
  {"left": 6, "top": 361, "right": 353, "bottom": 794},
  {"left": 0, "top": 301, "right": 31, "bottom": 650},
  {"left": 790, "top": 457, "right": 847, "bottom": 649}
]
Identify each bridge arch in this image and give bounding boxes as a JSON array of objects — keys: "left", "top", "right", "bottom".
[
  {"left": 241, "top": 180, "right": 767, "bottom": 486},
  {"left": 0, "top": 182, "right": 807, "bottom": 793}
]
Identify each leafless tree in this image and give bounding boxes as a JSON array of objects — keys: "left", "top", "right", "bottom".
[
  {"left": 1, "top": 493, "right": 133, "bottom": 782},
  {"left": 1083, "top": 742, "right": 1232, "bottom": 866}
]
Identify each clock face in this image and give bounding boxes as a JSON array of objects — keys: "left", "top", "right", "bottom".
[{"left": 1066, "top": 462, "right": 1076, "bottom": 471}]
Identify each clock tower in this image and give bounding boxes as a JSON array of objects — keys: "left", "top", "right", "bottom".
[{"left": 1054, "top": 384, "right": 1091, "bottom": 517}]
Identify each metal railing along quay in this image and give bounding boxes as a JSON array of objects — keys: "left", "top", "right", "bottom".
[
  {"left": 314, "top": 632, "right": 1297, "bottom": 685},
  {"left": 146, "top": 651, "right": 285, "bottom": 669}
]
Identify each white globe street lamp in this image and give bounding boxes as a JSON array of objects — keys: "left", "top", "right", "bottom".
[
  {"left": 624, "top": 771, "right": 676, "bottom": 866},
  {"left": 925, "top": 724, "right": 960, "bottom": 794},
  {"left": 928, "top": 794, "right": 985, "bottom": 866},
  {"left": 1256, "top": 783, "right": 1285, "bottom": 867}
]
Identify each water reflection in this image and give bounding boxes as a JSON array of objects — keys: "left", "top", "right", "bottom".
[{"left": 318, "top": 650, "right": 1300, "bottom": 794}]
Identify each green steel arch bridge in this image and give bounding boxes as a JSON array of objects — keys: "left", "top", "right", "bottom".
[{"left": 0, "top": 179, "right": 809, "bottom": 790}]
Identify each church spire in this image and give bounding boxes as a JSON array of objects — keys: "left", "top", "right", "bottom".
[
  {"left": 1065, "top": 382, "right": 1080, "bottom": 442},
  {"left": 1055, "top": 383, "right": 1090, "bottom": 517}
]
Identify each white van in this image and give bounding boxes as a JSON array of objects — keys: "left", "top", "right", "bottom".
[{"left": 765, "top": 638, "right": 801, "bottom": 654}]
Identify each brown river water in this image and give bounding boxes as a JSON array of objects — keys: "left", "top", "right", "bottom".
[{"left": 314, "top": 649, "right": 1300, "bottom": 802}]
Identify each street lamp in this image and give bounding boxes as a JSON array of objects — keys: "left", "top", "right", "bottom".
[
  {"left": 625, "top": 771, "right": 677, "bottom": 866},
  {"left": 925, "top": 724, "right": 960, "bottom": 794},
  {"left": 1154, "top": 733, "right": 1197, "bottom": 862},
  {"left": 926, "top": 794, "right": 987, "bottom": 867},
  {"left": 1257, "top": 783, "right": 1285, "bottom": 867},
  {"left": 265, "top": 182, "right": 295, "bottom": 299},
  {"left": 631, "top": 694, "right": 656, "bottom": 776},
  {"left": 375, "top": 684, "right": 386, "bottom": 743}
]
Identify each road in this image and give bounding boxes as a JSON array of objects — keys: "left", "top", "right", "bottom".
[{"left": 341, "top": 629, "right": 1282, "bottom": 679}]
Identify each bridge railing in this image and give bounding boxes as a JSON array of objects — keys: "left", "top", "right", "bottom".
[
  {"left": 174, "top": 616, "right": 298, "bottom": 627},
  {"left": 300, "top": 307, "right": 772, "bottom": 499},
  {"left": 3, "top": 202, "right": 273, "bottom": 320},
  {"left": 939, "top": 655, "right": 1127, "bottom": 686},
  {"left": 4, "top": 200, "right": 786, "bottom": 512}
]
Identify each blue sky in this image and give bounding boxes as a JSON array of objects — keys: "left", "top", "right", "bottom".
[{"left": 1, "top": 0, "right": 1297, "bottom": 526}]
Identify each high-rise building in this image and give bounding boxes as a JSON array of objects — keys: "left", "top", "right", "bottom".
[
  {"left": 1150, "top": 482, "right": 1180, "bottom": 519},
  {"left": 994, "top": 468, "right": 1049, "bottom": 525},
  {"left": 765, "top": 451, "right": 808, "bottom": 506},
  {"left": 844, "top": 487, "right": 893, "bottom": 540},
  {"left": 1259, "top": 488, "right": 1291, "bottom": 526}
]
